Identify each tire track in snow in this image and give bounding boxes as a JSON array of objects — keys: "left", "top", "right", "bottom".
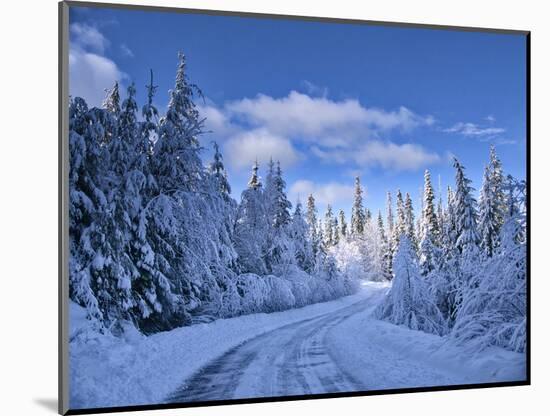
[{"left": 166, "top": 296, "right": 374, "bottom": 403}]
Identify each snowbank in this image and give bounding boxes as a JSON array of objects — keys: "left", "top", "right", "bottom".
[{"left": 327, "top": 283, "right": 526, "bottom": 390}]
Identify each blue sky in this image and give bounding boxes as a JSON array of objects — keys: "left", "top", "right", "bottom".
[{"left": 68, "top": 5, "right": 527, "bottom": 217}]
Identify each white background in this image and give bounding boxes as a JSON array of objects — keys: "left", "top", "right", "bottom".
[{"left": 1, "top": 0, "right": 547, "bottom": 414}]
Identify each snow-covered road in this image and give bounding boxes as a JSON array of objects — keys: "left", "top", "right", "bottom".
[
  {"left": 166, "top": 282, "right": 519, "bottom": 403},
  {"left": 70, "top": 282, "right": 525, "bottom": 409},
  {"left": 167, "top": 295, "right": 373, "bottom": 402}
]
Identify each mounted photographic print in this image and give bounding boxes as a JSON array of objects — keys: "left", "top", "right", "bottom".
[{"left": 59, "top": 1, "right": 530, "bottom": 414}]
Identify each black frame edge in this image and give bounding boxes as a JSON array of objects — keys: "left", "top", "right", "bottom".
[
  {"left": 59, "top": 1, "right": 70, "bottom": 415},
  {"left": 525, "top": 31, "right": 531, "bottom": 386}
]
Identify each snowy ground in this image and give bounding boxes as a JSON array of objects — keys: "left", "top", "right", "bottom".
[{"left": 69, "top": 282, "right": 526, "bottom": 410}]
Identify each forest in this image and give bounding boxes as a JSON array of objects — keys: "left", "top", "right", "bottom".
[{"left": 69, "top": 53, "right": 527, "bottom": 354}]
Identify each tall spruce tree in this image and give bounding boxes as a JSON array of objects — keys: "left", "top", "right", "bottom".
[
  {"left": 419, "top": 169, "right": 442, "bottom": 276},
  {"left": 248, "top": 159, "right": 261, "bottom": 190},
  {"left": 395, "top": 190, "right": 406, "bottom": 237},
  {"left": 351, "top": 176, "right": 365, "bottom": 236},
  {"left": 324, "top": 205, "right": 335, "bottom": 247},
  {"left": 272, "top": 161, "right": 292, "bottom": 229},
  {"left": 338, "top": 209, "right": 348, "bottom": 240},
  {"left": 386, "top": 191, "right": 394, "bottom": 238},
  {"left": 422, "top": 170, "right": 440, "bottom": 242},
  {"left": 135, "top": 70, "right": 159, "bottom": 192},
  {"left": 209, "top": 142, "right": 231, "bottom": 198},
  {"left": 103, "top": 82, "right": 121, "bottom": 115},
  {"left": 478, "top": 165, "right": 498, "bottom": 257},
  {"left": 332, "top": 216, "right": 340, "bottom": 246},
  {"left": 365, "top": 208, "right": 372, "bottom": 228},
  {"left": 385, "top": 191, "right": 395, "bottom": 279},
  {"left": 306, "top": 194, "right": 319, "bottom": 256},
  {"left": 68, "top": 97, "right": 104, "bottom": 324},
  {"left": 377, "top": 211, "right": 393, "bottom": 281},
  {"left": 234, "top": 162, "right": 267, "bottom": 274},
  {"left": 453, "top": 157, "right": 480, "bottom": 253},
  {"left": 111, "top": 83, "right": 138, "bottom": 177},
  {"left": 289, "top": 200, "right": 314, "bottom": 272},
  {"left": 390, "top": 189, "right": 406, "bottom": 253},
  {"left": 155, "top": 52, "right": 203, "bottom": 192},
  {"left": 478, "top": 146, "right": 506, "bottom": 257},
  {"left": 489, "top": 145, "right": 506, "bottom": 225},
  {"left": 404, "top": 193, "right": 416, "bottom": 248}
]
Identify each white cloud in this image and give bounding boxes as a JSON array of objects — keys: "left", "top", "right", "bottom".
[
  {"left": 69, "top": 24, "right": 126, "bottom": 107},
  {"left": 443, "top": 122, "right": 505, "bottom": 137},
  {"left": 289, "top": 180, "right": 355, "bottom": 208},
  {"left": 199, "top": 104, "right": 236, "bottom": 137},
  {"left": 226, "top": 91, "right": 434, "bottom": 145},
  {"left": 69, "top": 49, "right": 126, "bottom": 108},
  {"left": 223, "top": 128, "right": 301, "bottom": 171},
  {"left": 70, "top": 23, "right": 109, "bottom": 53},
  {"left": 311, "top": 141, "right": 441, "bottom": 172},
  {"left": 199, "top": 91, "right": 440, "bottom": 174},
  {"left": 485, "top": 115, "right": 496, "bottom": 123},
  {"left": 355, "top": 141, "right": 441, "bottom": 171}
]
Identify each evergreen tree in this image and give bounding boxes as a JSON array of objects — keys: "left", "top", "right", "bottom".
[
  {"left": 419, "top": 170, "right": 443, "bottom": 276},
  {"left": 478, "top": 146, "right": 506, "bottom": 257},
  {"left": 377, "top": 211, "right": 393, "bottom": 281},
  {"left": 69, "top": 92, "right": 140, "bottom": 331},
  {"left": 436, "top": 194, "right": 444, "bottom": 239},
  {"left": 248, "top": 159, "right": 261, "bottom": 190},
  {"left": 453, "top": 157, "right": 480, "bottom": 254},
  {"left": 306, "top": 194, "right": 318, "bottom": 247},
  {"left": 332, "top": 216, "right": 340, "bottom": 246},
  {"left": 338, "top": 209, "right": 348, "bottom": 240},
  {"left": 478, "top": 165, "right": 497, "bottom": 257},
  {"left": 111, "top": 83, "right": 138, "bottom": 177},
  {"left": 263, "top": 162, "right": 293, "bottom": 272},
  {"left": 235, "top": 162, "right": 267, "bottom": 274},
  {"left": 263, "top": 158, "right": 277, "bottom": 225},
  {"left": 391, "top": 190, "right": 406, "bottom": 252},
  {"left": 350, "top": 176, "right": 365, "bottom": 236},
  {"left": 136, "top": 70, "right": 159, "bottom": 185},
  {"left": 365, "top": 208, "right": 372, "bottom": 228},
  {"left": 68, "top": 97, "right": 104, "bottom": 324},
  {"left": 209, "top": 142, "right": 231, "bottom": 197},
  {"left": 441, "top": 186, "right": 457, "bottom": 254},
  {"left": 395, "top": 190, "right": 406, "bottom": 237},
  {"left": 289, "top": 201, "right": 314, "bottom": 272},
  {"left": 386, "top": 191, "right": 394, "bottom": 238},
  {"left": 272, "top": 161, "right": 292, "bottom": 228},
  {"left": 155, "top": 52, "right": 203, "bottom": 192},
  {"left": 422, "top": 170, "right": 440, "bottom": 243},
  {"left": 103, "top": 81, "right": 121, "bottom": 115},
  {"left": 385, "top": 191, "right": 395, "bottom": 279},
  {"left": 489, "top": 145, "right": 507, "bottom": 225},
  {"left": 451, "top": 176, "right": 526, "bottom": 352},
  {"left": 324, "top": 205, "right": 335, "bottom": 247},
  {"left": 404, "top": 192, "right": 416, "bottom": 247},
  {"left": 419, "top": 228, "right": 441, "bottom": 277},
  {"left": 375, "top": 236, "right": 446, "bottom": 335}
]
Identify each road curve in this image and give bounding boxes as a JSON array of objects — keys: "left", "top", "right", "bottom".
[{"left": 166, "top": 297, "right": 375, "bottom": 403}]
